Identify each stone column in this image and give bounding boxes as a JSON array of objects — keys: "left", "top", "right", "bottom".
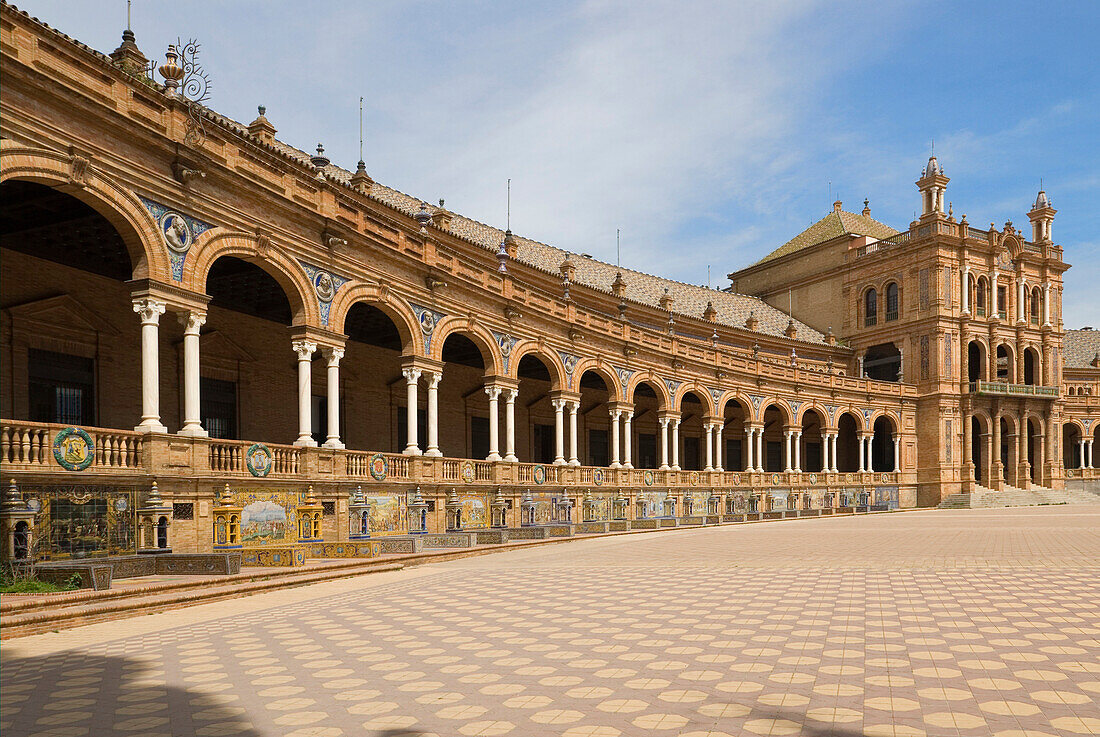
[
  {"left": 1080, "top": 440, "right": 1087, "bottom": 469},
  {"left": 622, "top": 411, "right": 634, "bottom": 469},
  {"left": 783, "top": 430, "right": 793, "bottom": 472},
  {"left": 1017, "top": 274, "right": 1026, "bottom": 324},
  {"left": 715, "top": 424, "right": 724, "bottom": 472},
  {"left": 744, "top": 426, "right": 755, "bottom": 472},
  {"left": 671, "top": 419, "right": 681, "bottom": 471},
  {"left": 659, "top": 418, "right": 670, "bottom": 470},
  {"left": 425, "top": 371, "right": 442, "bottom": 457},
  {"left": 609, "top": 408, "right": 622, "bottom": 468},
  {"left": 857, "top": 432, "right": 866, "bottom": 472},
  {"left": 963, "top": 418, "right": 973, "bottom": 482},
  {"left": 402, "top": 367, "right": 421, "bottom": 455},
  {"left": 1043, "top": 281, "right": 1051, "bottom": 326},
  {"left": 756, "top": 427, "right": 764, "bottom": 472},
  {"left": 133, "top": 298, "right": 168, "bottom": 433},
  {"left": 991, "top": 414, "right": 1002, "bottom": 484},
  {"left": 961, "top": 265, "right": 970, "bottom": 314},
  {"left": 567, "top": 401, "right": 580, "bottom": 466},
  {"left": 552, "top": 398, "right": 566, "bottom": 465},
  {"left": 323, "top": 347, "right": 344, "bottom": 449},
  {"left": 982, "top": 430, "right": 994, "bottom": 487},
  {"left": 831, "top": 433, "right": 839, "bottom": 473},
  {"left": 504, "top": 388, "right": 518, "bottom": 462},
  {"left": 1088, "top": 439, "right": 1095, "bottom": 469},
  {"left": 893, "top": 435, "right": 901, "bottom": 471},
  {"left": 704, "top": 422, "right": 714, "bottom": 472},
  {"left": 793, "top": 430, "right": 802, "bottom": 472},
  {"left": 178, "top": 311, "right": 207, "bottom": 436},
  {"left": 1018, "top": 422, "right": 1029, "bottom": 487},
  {"left": 1035, "top": 431, "right": 1046, "bottom": 484},
  {"left": 292, "top": 339, "right": 317, "bottom": 446},
  {"left": 991, "top": 271, "right": 999, "bottom": 316},
  {"left": 822, "top": 432, "right": 831, "bottom": 473},
  {"left": 485, "top": 385, "right": 502, "bottom": 462}
]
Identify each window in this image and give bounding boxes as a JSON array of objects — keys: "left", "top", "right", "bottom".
[
  {"left": 975, "top": 278, "right": 987, "bottom": 317},
  {"left": 683, "top": 436, "right": 700, "bottom": 470},
  {"left": 864, "top": 288, "right": 877, "bottom": 326},
  {"left": 28, "top": 349, "right": 95, "bottom": 426},
  {"left": 885, "top": 282, "right": 899, "bottom": 321},
  {"left": 470, "top": 416, "right": 489, "bottom": 460},
  {"left": 1030, "top": 287, "right": 1041, "bottom": 325},
  {"left": 201, "top": 377, "right": 237, "bottom": 439},
  {"left": 997, "top": 286, "right": 1007, "bottom": 318},
  {"left": 919, "top": 268, "right": 930, "bottom": 310}
]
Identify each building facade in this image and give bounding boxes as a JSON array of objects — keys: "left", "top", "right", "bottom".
[{"left": 1, "top": 5, "right": 1096, "bottom": 560}]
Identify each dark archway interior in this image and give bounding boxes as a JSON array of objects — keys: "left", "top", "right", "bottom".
[
  {"left": 635, "top": 383, "right": 657, "bottom": 399},
  {"left": 440, "top": 334, "right": 484, "bottom": 369},
  {"left": 580, "top": 371, "right": 607, "bottom": 391},
  {"left": 837, "top": 413, "right": 859, "bottom": 472},
  {"left": 801, "top": 409, "right": 824, "bottom": 472},
  {"left": 345, "top": 303, "right": 402, "bottom": 350},
  {"left": 207, "top": 257, "right": 293, "bottom": 324},
  {"left": 865, "top": 343, "right": 901, "bottom": 382},
  {"left": 517, "top": 354, "right": 551, "bottom": 381},
  {"left": 971, "top": 416, "right": 983, "bottom": 482},
  {"left": 0, "top": 180, "right": 131, "bottom": 280},
  {"left": 996, "top": 345, "right": 1011, "bottom": 381},
  {"left": 1024, "top": 349, "right": 1037, "bottom": 385},
  {"left": 968, "top": 342, "right": 983, "bottom": 383},
  {"left": 871, "top": 416, "right": 895, "bottom": 472}
]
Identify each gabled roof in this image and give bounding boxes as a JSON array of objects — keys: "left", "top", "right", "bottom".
[{"left": 754, "top": 205, "right": 898, "bottom": 265}]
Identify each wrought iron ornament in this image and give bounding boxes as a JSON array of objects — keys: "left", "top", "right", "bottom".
[{"left": 177, "top": 38, "right": 212, "bottom": 147}]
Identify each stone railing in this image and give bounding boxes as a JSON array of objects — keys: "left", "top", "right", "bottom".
[
  {"left": 968, "top": 381, "right": 1059, "bottom": 398},
  {"left": 0, "top": 419, "right": 905, "bottom": 490},
  {"left": 1, "top": 420, "right": 144, "bottom": 472}
]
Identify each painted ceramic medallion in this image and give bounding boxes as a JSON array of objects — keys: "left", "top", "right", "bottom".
[
  {"left": 643, "top": 470, "right": 654, "bottom": 486},
  {"left": 245, "top": 443, "right": 273, "bottom": 477},
  {"left": 369, "top": 452, "right": 388, "bottom": 481},
  {"left": 53, "top": 427, "right": 94, "bottom": 471},
  {"left": 461, "top": 460, "right": 476, "bottom": 483},
  {"left": 689, "top": 470, "right": 700, "bottom": 486},
  {"left": 593, "top": 468, "right": 605, "bottom": 486},
  {"left": 532, "top": 464, "right": 547, "bottom": 485},
  {"left": 160, "top": 211, "right": 192, "bottom": 254}
]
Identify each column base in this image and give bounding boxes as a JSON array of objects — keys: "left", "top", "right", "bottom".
[
  {"left": 568, "top": 459, "right": 580, "bottom": 467},
  {"left": 177, "top": 425, "right": 208, "bottom": 438},
  {"left": 323, "top": 439, "right": 345, "bottom": 449},
  {"left": 294, "top": 437, "right": 318, "bottom": 447},
  {"left": 671, "top": 465, "right": 681, "bottom": 471},
  {"left": 135, "top": 421, "right": 168, "bottom": 434},
  {"left": 425, "top": 448, "right": 442, "bottom": 457},
  {"left": 610, "top": 462, "right": 622, "bottom": 469},
  {"left": 623, "top": 463, "right": 634, "bottom": 470},
  {"left": 553, "top": 459, "right": 567, "bottom": 466},
  {"left": 659, "top": 464, "right": 670, "bottom": 471},
  {"left": 403, "top": 447, "right": 423, "bottom": 456},
  {"left": 486, "top": 453, "right": 502, "bottom": 462},
  {"left": 504, "top": 454, "right": 518, "bottom": 463}
]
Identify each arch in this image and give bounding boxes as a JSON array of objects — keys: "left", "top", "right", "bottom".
[
  {"left": 871, "top": 415, "right": 896, "bottom": 472},
  {"left": 625, "top": 371, "right": 671, "bottom": 410},
  {"left": 967, "top": 339, "right": 988, "bottom": 383},
  {"left": 836, "top": 412, "right": 861, "bottom": 472},
  {"left": 189, "top": 230, "right": 317, "bottom": 325},
  {"left": 328, "top": 284, "right": 421, "bottom": 355},
  {"left": 0, "top": 146, "right": 171, "bottom": 281},
  {"left": 975, "top": 275, "right": 989, "bottom": 316},
  {"left": 864, "top": 286, "right": 878, "bottom": 326},
  {"left": 793, "top": 402, "right": 828, "bottom": 426},
  {"left": 799, "top": 407, "right": 826, "bottom": 473},
  {"left": 429, "top": 318, "right": 504, "bottom": 376},
  {"left": 1030, "top": 285, "right": 1042, "bottom": 325},
  {"left": 1063, "top": 422, "right": 1083, "bottom": 469},
  {"left": 509, "top": 341, "right": 567, "bottom": 391},
  {"left": 674, "top": 382, "right": 716, "bottom": 416},
  {"left": 571, "top": 359, "right": 622, "bottom": 402},
  {"left": 1023, "top": 345, "right": 1041, "bottom": 385},
  {"left": 717, "top": 391, "right": 753, "bottom": 418},
  {"left": 995, "top": 343, "right": 1015, "bottom": 382},
  {"left": 837, "top": 408, "right": 866, "bottom": 433}
]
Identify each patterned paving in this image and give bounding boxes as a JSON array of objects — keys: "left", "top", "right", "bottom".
[{"left": 2, "top": 507, "right": 1099, "bottom": 737}]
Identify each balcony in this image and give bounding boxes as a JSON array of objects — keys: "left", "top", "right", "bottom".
[
  {"left": 968, "top": 381, "right": 1059, "bottom": 398},
  {"left": 1, "top": 419, "right": 904, "bottom": 490}
]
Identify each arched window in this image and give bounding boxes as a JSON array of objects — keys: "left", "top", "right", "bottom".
[
  {"left": 865, "top": 288, "right": 877, "bottom": 326},
  {"left": 975, "top": 277, "right": 987, "bottom": 317},
  {"left": 1030, "top": 286, "right": 1041, "bottom": 325},
  {"left": 885, "top": 282, "right": 899, "bottom": 321}
]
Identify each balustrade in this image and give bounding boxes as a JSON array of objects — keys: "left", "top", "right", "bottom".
[{"left": 1, "top": 420, "right": 144, "bottom": 470}]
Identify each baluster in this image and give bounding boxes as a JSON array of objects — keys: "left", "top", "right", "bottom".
[
  {"left": 33, "top": 428, "right": 45, "bottom": 464},
  {"left": 0, "top": 426, "right": 9, "bottom": 463}
]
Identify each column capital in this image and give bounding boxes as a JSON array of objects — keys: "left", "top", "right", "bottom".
[
  {"left": 178, "top": 310, "right": 207, "bottom": 334},
  {"left": 402, "top": 366, "right": 422, "bottom": 383},
  {"left": 324, "top": 346, "right": 344, "bottom": 364},
  {"left": 503, "top": 387, "right": 518, "bottom": 402},
  {"left": 551, "top": 397, "right": 567, "bottom": 411},
  {"left": 132, "top": 297, "right": 167, "bottom": 325},
  {"left": 292, "top": 339, "right": 318, "bottom": 360},
  {"left": 424, "top": 370, "right": 441, "bottom": 388},
  {"left": 484, "top": 385, "right": 502, "bottom": 401}
]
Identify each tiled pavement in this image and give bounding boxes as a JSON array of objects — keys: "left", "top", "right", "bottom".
[{"left": 2, "top": 507, "right": 1099, "bottom": 737}]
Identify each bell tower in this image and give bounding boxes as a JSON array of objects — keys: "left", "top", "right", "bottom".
[
  {"left": 916, "top": 154, "right": 949, "bottom": 219},
  {"left": 1028, "top": 189, "right": 1056, "bottom": 243}
]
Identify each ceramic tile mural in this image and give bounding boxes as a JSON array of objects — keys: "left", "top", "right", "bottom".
[
  {"left": 365, "top": 495, "right": 406, "bottom": 536},
  {"left": 875, "top": 486, "right": 900, "bottom": 510},
  {"left": 637, "top": 490, "right": 669, "bottom": 518},
  {"left": 584, "top": 493, "right": 613, "bottom": 521},
  {"left": 25, "top": 485, "right": 138, "bottom": 560},
  {"left": 768, "top": 489, "right": 790, "bottom": 511},
  {"left": 458, "top": 494, "right": 488, "bottom": 529},
  {"left": 232, "top": 488, "right": 300, "bottom": 547},
  {"left": 685, "top": 490, "right": 711, "bottom": 513}
]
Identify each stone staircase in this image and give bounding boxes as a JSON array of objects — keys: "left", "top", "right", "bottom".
[{"left": 938, "top": 483, "right": 1100, "bottom": 509}]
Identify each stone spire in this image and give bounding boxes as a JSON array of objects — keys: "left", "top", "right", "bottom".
[
  {"left": 248, "top": 105, "right": 277, "bottom": 145},
  {"left": 110, "top": 26, "right": 149, "bottom": 76}
]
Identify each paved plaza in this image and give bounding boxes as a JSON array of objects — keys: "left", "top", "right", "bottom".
[{"left": 3, "top": 507, "right": 1100, "bottom": 737}]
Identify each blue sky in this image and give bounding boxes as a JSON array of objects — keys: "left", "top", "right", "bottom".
[{"left": 17, "top": 0, "right": 1099, "bottom": 326}]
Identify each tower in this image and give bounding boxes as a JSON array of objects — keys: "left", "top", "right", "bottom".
[
  {"left": 916, "top": 154, "right": 949, "bottom": 218},
  {"left": 1028, "top": 189, "right": 1056, "bottom": 244}
]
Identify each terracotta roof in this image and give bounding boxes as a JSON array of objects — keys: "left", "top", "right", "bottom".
[
  {"left": 1064, "top": 329, "right": 1100, "bottom": 368},
  {"left": 268, "top": 142, "right": 827, "bottom": 345},
  {"left": 754, "top": 206, "right": 898, "bottom": 265}
]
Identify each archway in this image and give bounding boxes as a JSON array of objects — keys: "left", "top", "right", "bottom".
[
  {"left": 344, "top": 302, "right": 408, "bottom": 452},
  {"left": 438, "top": 332, "right": 489, "bottom": 459},
  {"left": 1063, "top": 423, "right": 1082, "bottom": 469},
  {"left": 975, "top": 276, "right": 989, "bottom": 317},
  {"left": 577, "top": 369, "right": 613, "bottom": 466},
  {"left": 204, "top": 256, "right": 297, "bottom": 442},
  {"left": 1027, "top": 416, "right": 1042, "bottom": 485},
  {"left": 968, "top": 341, "right": 986, "bottom": 383},
  {"left": 971, "top": 415, "right": 986, "bottom": 483},
  {"left": 760, "top": 403, "right": 791, "bottom": 472},
  {"left": 800, "top": 408, "right": 825, "bottom": 473},
  {"left": 999, "top": 415, "right": 1017, "bottom": 485},
  {"left": 517, "top": 353, "right": 557, "bottom": 463},
  {"left": 1, "top": 180, "right": 139, "bottom": 428},
  {"left": 677, "top": 390, "right": 709, "bottom": 471},
  {"left": 722, "top": 399, "right": 749, "bottom": 472},
  {"left": 871, "top": 416, "right": 896, "bottom": 472},
  {"left": 631, "top": 380, "right": 666, "bottom": 469},
  {"left": 996, "top": 344, "right": 1014, "bottom": 382},
  {"left": 836, "top": 412, "right": 861, "bottom": 473},
  {"left": 865, "top": 343, "right": 901, "bottom": 382},
  {"left": 1023, "top": 347, "right": 1040, "bottom": 386}
]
